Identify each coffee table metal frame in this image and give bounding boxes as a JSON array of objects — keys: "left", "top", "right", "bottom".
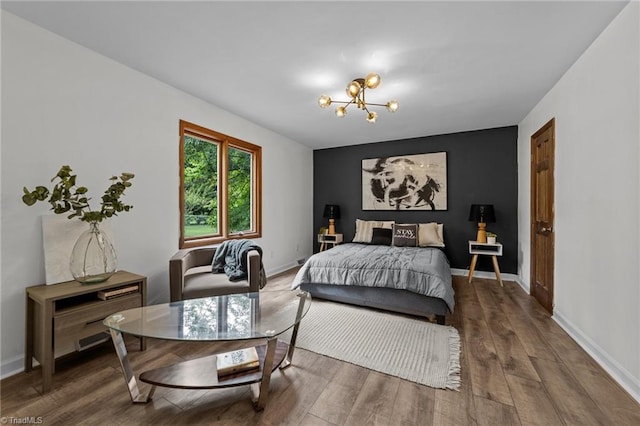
[{"left": 104, "top": 291, "right": 309, "bottom": 410}]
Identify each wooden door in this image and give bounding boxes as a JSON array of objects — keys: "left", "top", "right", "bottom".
[{"left": 530, "top": 119, "right": 555, "bottom": 313}]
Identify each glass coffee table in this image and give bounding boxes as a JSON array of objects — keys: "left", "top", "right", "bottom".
[{"left": 103, "top": 291, "right": 310, "bottom": 410}]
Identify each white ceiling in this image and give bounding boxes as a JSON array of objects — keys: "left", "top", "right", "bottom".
[{"left": 2, "top": 1, "right": 628, "bottom": 149}]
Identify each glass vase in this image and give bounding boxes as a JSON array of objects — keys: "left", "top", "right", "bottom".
[{"left": 70, "top": 221, "right": 117, "bottom": 284}]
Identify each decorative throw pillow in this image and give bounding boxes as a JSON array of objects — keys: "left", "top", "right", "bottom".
[
  {"left": 392, "top": 224, "right": 418, "bottom": 247},
  {"left": 370, "top": 227, "right": 393, "bottom": 246},
  {"left": 353, "top": 219, "right": 395, "bottom": 243},
  {"left": 353, "top": 219, "right": 375, "bottom": 243},
  {"left": 437, "top": 223, "right": 444, "bottom": 245},
  {"left": 418, "top": 222, "right": 445, "bottom": 247}
]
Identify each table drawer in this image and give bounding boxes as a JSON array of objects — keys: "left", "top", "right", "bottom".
[
  {"left": 54, "top": 294, "right": 141, "bottom": 356},
  {"left": 54, "top": 321, "right": 111, "bottom": 357}
]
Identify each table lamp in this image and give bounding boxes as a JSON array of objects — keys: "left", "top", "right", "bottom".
[
  {"left": 323, "top": 204, "right": 341, "bottom": 235},
  {"left": 468, "top": 204, "right": 495, "bottom": 243}
]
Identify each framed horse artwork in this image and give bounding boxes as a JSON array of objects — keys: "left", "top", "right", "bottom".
[{"left": 361, "top": 152, "right": 447, "bottom": 211}]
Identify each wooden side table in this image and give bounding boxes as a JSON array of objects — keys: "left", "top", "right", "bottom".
[
  {"left": 467, "top": 241, "right": 504, "bottom": 287},
  {"left": 25, "top": 271, "right": 147, "bottom": 393},
  {"left": 317, "top": 233, "right": 343, "bottom": 251}
]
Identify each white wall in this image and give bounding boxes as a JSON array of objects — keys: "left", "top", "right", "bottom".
[
  {"left": 0, "top": 12, "right": 313, "bottom": 376},
  {"left": 518, "top": 2, "right": 639, "bottom": 400}
]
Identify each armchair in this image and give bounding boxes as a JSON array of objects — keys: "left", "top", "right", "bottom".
[{"left": 169, "top": 247, "right": 261, "bottom": 302}]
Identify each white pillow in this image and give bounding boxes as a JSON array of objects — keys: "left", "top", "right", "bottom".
[
  {"left": 380, "top": 220, "right": 395, "bottom": 229},
  {"left": 418, "top": 222, "right": 445, "bottom": 247},
  {"left": 353, "top": 219, "right": 395, "bottom": 243}
]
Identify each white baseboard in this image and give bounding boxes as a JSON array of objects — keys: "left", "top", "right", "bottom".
[
  {"left": 1, "top": 355, "right": 25, "bottom": 380},
  {"left": 451, "top": 267, "right": 520, "bottom": 284},
  {"left": 513, "top": 275, "right": 530, "bottom": 293},
  {"left": 451, "top": 268, "right": 529, "bottom": 293},
  {"left": 553, "top": 310, "right": 640, "bottom": 403},
  {"left": 266, "top": 261, "right": 299, "bottom": 278}
]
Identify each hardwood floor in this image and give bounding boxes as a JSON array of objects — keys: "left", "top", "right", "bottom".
[{"left": 2, "top": 271, "right": 639, "bottom": 425}]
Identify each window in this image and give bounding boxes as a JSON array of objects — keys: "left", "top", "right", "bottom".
[{"left": 179, "top": 120, "right": 262, "bottom": 248}]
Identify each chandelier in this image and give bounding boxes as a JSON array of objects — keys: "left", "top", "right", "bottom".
[{"left": 318, "top": 73, "right": 399, "bottom": 123}]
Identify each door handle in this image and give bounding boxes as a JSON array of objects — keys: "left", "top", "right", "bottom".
[{"left": 541, "top": 226, "right": 553, "bottom": 233}]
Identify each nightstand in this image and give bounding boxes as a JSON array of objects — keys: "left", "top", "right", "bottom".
[
  {"left": 468, "top": 241, "right": 504, "bottom": 287},
  {"left": 318, "top": 233, "right": 343, "bottom": 251}
]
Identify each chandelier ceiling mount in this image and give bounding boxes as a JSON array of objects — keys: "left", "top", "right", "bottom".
[{"left": 318, "top": 73, "right": 399, "bottom": 123}]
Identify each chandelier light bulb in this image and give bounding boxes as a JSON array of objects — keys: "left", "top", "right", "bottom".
[
  {"left": 318, "top": 95, "right": 332, "bottom": 108},
  {"left": 366, "top": 111, "right": 377, "bottom": 123},
  {"left": 346, "top": 80, "right": 361, "bottom": 98},
  {"left": 364, "top": 73, "right": 381, "bottom": 89},
  {"left": 386, "top": 100, "right": 399, "bottom": 112},
  {"left": 336, "top": 106, "right": 347, "bottom": 117}
]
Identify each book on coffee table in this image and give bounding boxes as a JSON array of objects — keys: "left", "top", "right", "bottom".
[{"left": 216, "top": 347, "right": 260, "bottom": 378}]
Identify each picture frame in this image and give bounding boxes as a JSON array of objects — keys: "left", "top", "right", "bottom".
[{"left": 361, "top": 152, "right": 447, "bottom": 211}]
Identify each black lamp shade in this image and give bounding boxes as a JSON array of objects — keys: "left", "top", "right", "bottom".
[
  {"left": 468, "top": 204, "right": 496, "bottom": 223},
  {"left": 323, "top": 204, "right": 341, "bottom": 219}
]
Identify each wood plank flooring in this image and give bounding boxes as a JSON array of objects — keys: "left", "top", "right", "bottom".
[{"left": 2, "top": 271, "right": 639, "bottom": 425}]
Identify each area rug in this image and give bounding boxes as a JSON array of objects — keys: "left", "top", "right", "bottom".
[{"left": 291, "top": 299, "right": 461, "bottom": 390}]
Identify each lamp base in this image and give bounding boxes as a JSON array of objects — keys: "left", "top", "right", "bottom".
[
  {"left": 476, "top": 222, "right": 487, "bottom": 243},
  {"left": 328, "top": 219, "right": 336, "bottom": 235}
]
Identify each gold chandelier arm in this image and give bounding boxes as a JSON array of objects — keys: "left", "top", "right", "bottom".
[
  {"left": 330, "top": 100, "right": 354, "bottom": 105},
  {"left": 329, "top": 101, "right": 389, "bottom": 109}
]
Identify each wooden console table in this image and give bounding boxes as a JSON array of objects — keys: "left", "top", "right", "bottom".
[{"left": 25, "top": 271, "right": 146, "bottom": 393}]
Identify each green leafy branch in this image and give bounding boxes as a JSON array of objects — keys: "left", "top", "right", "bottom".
[{"left": 22, "top": 165, "right": 134, "bottom": 222}]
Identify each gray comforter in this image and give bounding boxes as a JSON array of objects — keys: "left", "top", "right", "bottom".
[{"left": 292, "top": 243, "right": 454, "bottom": 311}]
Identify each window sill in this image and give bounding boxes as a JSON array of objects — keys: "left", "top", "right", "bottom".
[{"left": 181, "top": 232, "right": 262, "bottom": 249}]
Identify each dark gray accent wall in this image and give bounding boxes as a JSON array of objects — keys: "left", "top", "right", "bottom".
[{"left": 313, "top": 126, "right": 518, "bottom": 274}]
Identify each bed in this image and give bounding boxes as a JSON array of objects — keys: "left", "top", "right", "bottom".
[{"left": 291, "top": 235, "right": 454, "bottom": 324}]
